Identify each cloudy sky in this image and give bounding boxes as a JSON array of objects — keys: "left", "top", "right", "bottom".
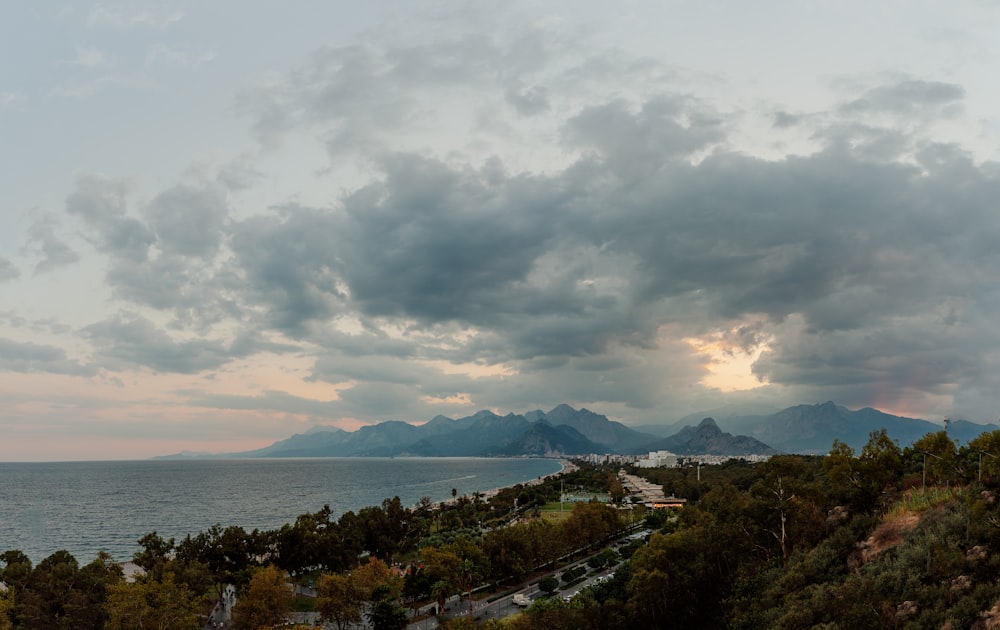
[{"left": 3, "top": 1, "right": 1000, "bottom": 461}]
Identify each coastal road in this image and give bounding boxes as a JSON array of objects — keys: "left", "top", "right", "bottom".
[{"left": 423, "top": 564, "right": 616, "bottom": 628}]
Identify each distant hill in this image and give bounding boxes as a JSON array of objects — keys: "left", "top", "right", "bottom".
[
  {"left": 400, "top": 411, "right": 533, "bottom": 456},
  {"left": 652, "top": 417, "right": 778, "bottom": 456},
  {"left": 492, "top": 421, "right": 603, "bottom": 457},
  {"left": 712, "top": 401, "right": 999, "bottom": 454},
  {"left": 541, "top": 404, "right": 657, "bottom": 452},
  {"left": 159, "top": 405, "right": 660, "bottom": 459}
]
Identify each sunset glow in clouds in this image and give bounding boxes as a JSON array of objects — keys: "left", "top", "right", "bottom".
[{"left": 3, "top": 2, "right": 1000, "bottom": 460}]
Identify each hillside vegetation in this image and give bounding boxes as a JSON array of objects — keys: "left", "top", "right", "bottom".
[{"left": 505, "top": 429, "right": 1000, "bottom": 629}]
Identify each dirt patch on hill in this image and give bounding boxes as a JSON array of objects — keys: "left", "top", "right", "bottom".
[{"left": 855, "top": 511, "right": 922, "bottom": 565}]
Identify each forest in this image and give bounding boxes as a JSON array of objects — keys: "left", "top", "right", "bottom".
[{"left": 5, "top": 429, "right": 1000, "bottom": 628}]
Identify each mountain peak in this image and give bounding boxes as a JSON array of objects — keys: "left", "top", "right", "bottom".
[
  {"left": 697, "top": 417, "right": 720, "bottom": 430},
  {"left": 654, "top": 416, "right": 776, "bottom": 456},
  {"left": 304, "top": 425, "right": 343, "bottom": 435},
  {"left": 546, "top": 403, "right": 578, "bottom": 417}
]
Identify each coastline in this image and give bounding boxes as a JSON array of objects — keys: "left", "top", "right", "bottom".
[
  {"left": 434, "top": 458, "right": 573, "bottom": 507},
  {"left": 2, "top": 457, "right": 566, "bottom": 564}
]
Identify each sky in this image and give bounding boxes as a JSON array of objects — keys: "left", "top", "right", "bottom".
[{"left": 3, "top": 1, "right": 1000, "bottom": 461}]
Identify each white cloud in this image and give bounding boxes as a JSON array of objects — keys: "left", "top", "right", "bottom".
[
  {"left": 0, "top": 91, "right": 23, "bottom": 107},
  {"left": 51, "top": 73, "right": 157, "bottom": 98},
  {"left": 86, "top": 3, "right": 184, "bottom": 30},
  {"left": 145, "top": 44, "right": 217, "bottom": 69},
  {"left": 67, "top": 46, "right": 111, "bottom": 69}
]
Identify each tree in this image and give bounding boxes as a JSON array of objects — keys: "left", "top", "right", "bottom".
[
  {"left": 275, "top": 504, "right": 362, "bottom": 574},
  {"left": 431, "top": 580, "right": 452, "bottom": 614},
  {"left": 538, "top": 576, "right": 559, "bottom": 595},
  {"left": 0, "top": 587, "right": 13, "bottom": 630},
  {"left": 229, "top": 565, "right": 293, "bottom": 630},
  {"left": 133, "top": 531, "right": 175, "bottom": 578},
  {"left": 458, "top": 558, "right": 481, "bottom": 615},
  {"left": 588, "top": 548, "right": 619, "bottom": 570},
  {"left": 105, "top": 572, "right": 202, "bottom": 630},
  {"left": 420, "top": 538, "right": 485, "bottom": 615},
  {"left": 515, "top": 596, "right": 588, "bottom": 630},
  {"left": 969, "top": 430, "right": 1000, "bottom": 482},
  {"left": 9, "top": 550, "right": 114, "bottom": 630},
  {"left": 561, "top": 502, "right": 623, "bottom": 554},
  {"left": 366, "top": 585, "right": 408, "bottom": 630},
  {"left": 482, "top": 524, "right": 532, "bottom": 583},
  {"left": 316, "top": 572, "right": 364, "bottom": 630},
  {"left": 858, "top": 428, "right": 903, "bottom": 495},
  {"left": 824, "top": 439, "right": 860, "bottom": 503},
  {"left": 352, "top": 557, "right": 403, "bottom": 601},
  {"left": 175, "top": 524, "right": 262, "bottom": 600},
  {"left": 911, "top": 431, "right": 958, "bottom": 487},
  {"left": 0, "top": 550, "right": 32, "bottom": 595}
]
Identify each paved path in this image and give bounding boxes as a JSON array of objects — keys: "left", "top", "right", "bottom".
[{"left": 203, "top": 584, "right": 236, "bottom": 630}]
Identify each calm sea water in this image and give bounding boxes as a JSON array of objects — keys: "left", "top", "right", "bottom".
[{"left": 0, "top": 457, "right": 562, "bottom": 564}]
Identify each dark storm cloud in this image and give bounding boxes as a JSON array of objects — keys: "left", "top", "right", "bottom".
[
  {"left": 65, "top": 177, "right": 238, "bottom": 327},
  {"left": 0, "top": 256, "right": 18, "bottom": 282},
  {"left": 310, "top": 354, "right": 426, "bottom": 385},
  {"left": 335, "top": 153, "right": 560, "bottom": 320},
  {"left": 239, "top": 29, "right": 553, "bottom": 149},
  {"left": 25, "top": 214, "right": 79, "bottom": 274},
  {"left": 562, "top": 96, "right": 725, "bottom": 174},
  {"left": 504, "top": 83, "right": 550, "bottom": 115},
  {"left": 229, "top": 207, "right": 346, "bottom": 336},
  {"left": 772, "top": 111, "right": 802, "bottom": 128},
  {"left": 0, "top": 338, "right": 95, "bottom": 376},
  {"left": 66, "top": 174, "right": 155, "bottom": 262},
  {"left": 334, "top": 381, "right": 427, "bottom": 418},
  {"left": 183, "top": 390, "right": 341, "bottom": 417},
  {"left": 144, "top": 184, "right": 229, "bottom": 257},
  {"left": 189, "top": 382, "right": 453, "bottom": 424},
  {"left": 83, "top": 315, "right": 236, "bottom": 374},
  {"left": 840, "top": 79, "right": 965, "bottom": 118}
]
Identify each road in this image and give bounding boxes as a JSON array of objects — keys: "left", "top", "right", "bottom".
[{"left": 417, "top": 563, "right": 619, "bottom": 628}]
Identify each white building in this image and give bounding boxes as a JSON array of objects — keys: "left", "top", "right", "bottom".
[{"left": 636, "top": 450, "right": 678, "bottom": 468}]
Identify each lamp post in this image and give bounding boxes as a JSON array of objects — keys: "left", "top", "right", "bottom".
[
  {"left": 978, "top": 450, "right": 997, "bottom": 483},
  {"left": 920, "top": 451, "right": 944, "bottom": 489}
]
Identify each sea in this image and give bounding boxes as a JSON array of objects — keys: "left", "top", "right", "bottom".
[{"left": 0, "top": 457, "right": 563, "bottom": 564}]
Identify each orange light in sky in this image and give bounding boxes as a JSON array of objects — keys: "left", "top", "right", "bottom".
[{"left": 684, "top": 334, "right": 769, "bottom": 392}]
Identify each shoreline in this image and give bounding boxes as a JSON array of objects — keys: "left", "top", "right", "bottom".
[
  {"left": 3, "top": 457, "right": 567, "bottom": 564},
  {"left": 433, "top": 458, "right": 573, "bottom": 508}
]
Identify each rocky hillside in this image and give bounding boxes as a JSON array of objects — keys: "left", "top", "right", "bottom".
[{"left": 651, "top": 417, "right": 777, "bottom": 455}]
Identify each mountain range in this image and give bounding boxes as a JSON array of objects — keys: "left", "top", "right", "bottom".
[
  {"left": 214, "top": 405, "right": 654, "bottom": 458},
  {"left": 157, "top": 402, "right": 1000, "bottom": 460},
  {"left": 709, "top": 401, "right": 998, "bottom": 454}
]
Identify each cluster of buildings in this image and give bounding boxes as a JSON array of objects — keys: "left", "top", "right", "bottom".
[
  {"left": 572, "top": 450, "right": 775, "bottom": 510},
  {"left": 578, "top": 450, "right": 772, "bottom": 469},
  {"left": 577, "top": 453, "right": 644, "bottom": 466},
  {"left": 618, "top": 472, "right": 687, "bottom": 509}
]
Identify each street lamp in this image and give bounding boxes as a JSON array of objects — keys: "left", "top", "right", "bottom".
[
  {"left": 920, "top": 451, "right": 945, "bottom": 489},
  {"left": 977, "top": 450, "right": 997, "bottom": 483}
]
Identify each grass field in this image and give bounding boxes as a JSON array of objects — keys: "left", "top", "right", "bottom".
[
  {"left": 537, "top": 495, "right": 608, "bottom": 520},
  {"left": 538, "top": 502, "right": 573, "bottom": 523}
]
